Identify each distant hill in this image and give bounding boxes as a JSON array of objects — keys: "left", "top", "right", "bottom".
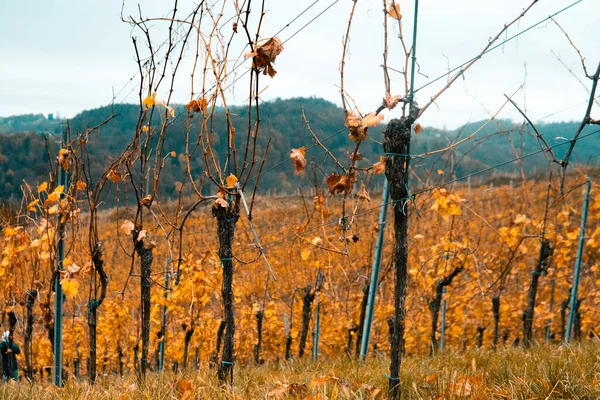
[{"left": 0, "top": 97, "right": 598, "bottom": 201}]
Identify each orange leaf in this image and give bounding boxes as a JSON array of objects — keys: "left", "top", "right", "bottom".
[
  {"left": 389, "top": 1, "right": 402, "bottom": 19},
  {"left": 290, "top": 147, "right": 307, "bottom": 172},
  {"left": 414, "top": 123, "right": 422, "bottom": 134},
  {"left": 225, "top": 174, "right": 238, "bottom": 189},
  {"left": 373, "top": 156, "right": 386, "bottom": 174}
]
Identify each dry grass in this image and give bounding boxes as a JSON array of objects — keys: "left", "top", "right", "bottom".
[{"left": 2, "top": 342, "right": 599, "bottom": 399}]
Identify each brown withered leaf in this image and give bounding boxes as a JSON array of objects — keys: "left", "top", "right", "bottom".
[
  {"left": 121, "top": 220, "right": 134, "bottom": 235},
  {"left": 327, "top": 172, "right": 356, "bottom": 194},
  {"left": 58, "top": 149, "right": 71, "bottom": 170},
  {"left": 345, "top": 111, "right": 366, "bottom": 142},
  {"left": 290, "top": 147, "right": 307, "bottom": 172},
  {"left": 414, "top": 123, "right": 422, "bottom": 134},
  {"left": 214, "top": 189, "right": 229, "bottom": 209},
  {"left": 383, "top": 92, "right": 401, "bottom": 110},
  {"left": 327, "top": 172, "right": 343, "bottom": 194},
  {"left": 141, "top": 195, "right": 153, "bottom": 208},
  {"left": 245, "top": 37, "right": 284, "bottom": 77},
  {"left": 361, "top": 112, "right": 384, "bottom": 128},
  {"left": 106, "top": 169, "right": 123, "bottom": 183},
  {"left": 186, "top": 99, "right": 199, "bottom": 114},
  {"left": 372, "top": 156, "right": 386, "bottom": 174},
  {"left": 356, "top": 182, "right": 371, "bottom": 202}
]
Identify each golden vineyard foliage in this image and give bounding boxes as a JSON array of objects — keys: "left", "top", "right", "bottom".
[{"left": 1, "top": 169, "right": 599, "bottom": 379}]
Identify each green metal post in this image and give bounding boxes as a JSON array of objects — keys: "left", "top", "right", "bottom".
[
  {"left": 359, "top": 179, "right": 390, "bottom": 358},
  {"left": 360, "top": 0, "right": 420, "bottom": 359},
  {"left": 565, "top": 179, "right": 591, "bottom": 342},
  {"left": 53, "top": 127, "right": 69, "bottom": 386}
]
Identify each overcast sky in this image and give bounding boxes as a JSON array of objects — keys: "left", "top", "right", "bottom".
[{"left": 1, "top": 0, "right": 598, "bottom": 129}]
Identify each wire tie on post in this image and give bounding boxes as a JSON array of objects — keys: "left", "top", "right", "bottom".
[
  {"left": 141, "top": 284, "right": 151, "bottom": 288},
  {"left": 385, "top": 374, "right": 400, "bottom": 381},
  {"left": 221, "top": 361, "right": 233, "bottom": 365}
]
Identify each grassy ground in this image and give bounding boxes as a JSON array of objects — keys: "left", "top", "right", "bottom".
[{"left": 2, "top": 343, "right": 599, "bottom": 399}]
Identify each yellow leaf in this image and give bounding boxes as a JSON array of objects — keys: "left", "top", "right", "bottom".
[
  {"left": 437, "top": 169, "right": 444, "bottom": 175},
  {"left": 301, "top": 249, "right": 311, "bottom": 261},
  {"left": 414, "top": 123, "right": 422, "bottom": 134},
  {"left": 225, "top": 174, "right": 238, "bottom": 189},
  {"left": 142, "top": 92, "right": 156, "bottom": 108},
  {"left": 54, "top": 185, "right": 64, "bottom": 194},
  {"left": 27, "top": 199, "right": 40, "bottom": 211},
  {"left": 37, "top": 182, "right": 48, "bottom": 193},
  {"left": 60, "top": 278, "right": 79, "bottom": 298}
]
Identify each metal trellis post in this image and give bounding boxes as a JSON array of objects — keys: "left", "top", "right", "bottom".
[
  {"left": 565, "top": 179, "right": 591, "bottom": 342},
  {"left": 359, "top": 179, "right": 390, "bottom": 358}
]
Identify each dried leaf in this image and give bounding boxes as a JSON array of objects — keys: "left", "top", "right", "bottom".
[
  {"left": 383, "top": 92, "right": 401, "bottom": 110},
  {"left": 37, "top": 182, "right": 48, "bottom": 193},
  {"left": 356, "top": 182, "right": 371, "bottom": 202},
  {"left": 136, "top": 230, "right": 148, "bottom": 242},
  {"left": 58, "top": 149, "right": 71, "bottom": 170},
  {"left": 361, "top": 112, "right": 384, "bottom": 128},
  {"left": 389, "top": 1, "right": 402, "bottom": 19},
  {"left": 75, "top": 180, "right": 87, "bottom": 191},
  {"left": 186, "top": 98, "right": 208, "bottom": 115},
  {"left": 414, "top": 123, "right": 422, "bottom": 134},
  {"left": 345, "top": 111, "right": 366, "bottom": 142},
  {"left": 326, "top": 172, "right": 356, "bottom": 194},
  {"left": 225, "top": 174, "right": 238, "bottom": 189},
  {"left": 290, "top": 147, "right": 307, "bottom": 172},
  {"left": 141, "top": 195, "right": 153, "bottom": 208},
  {"left": 373, "top": 156, "right": 386, "bottom": 174},
  {"left": 121, "top": 220, "right": 135, "bottom": 235},
  {"left": 107, "top": 169, "right": 123, "bottom": 183},
  {"left": 214, "top": 189, "right": 229, "bottom": 209},
  {"left": 245, "top": 37, "right": 284, "bottom": 78}
]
